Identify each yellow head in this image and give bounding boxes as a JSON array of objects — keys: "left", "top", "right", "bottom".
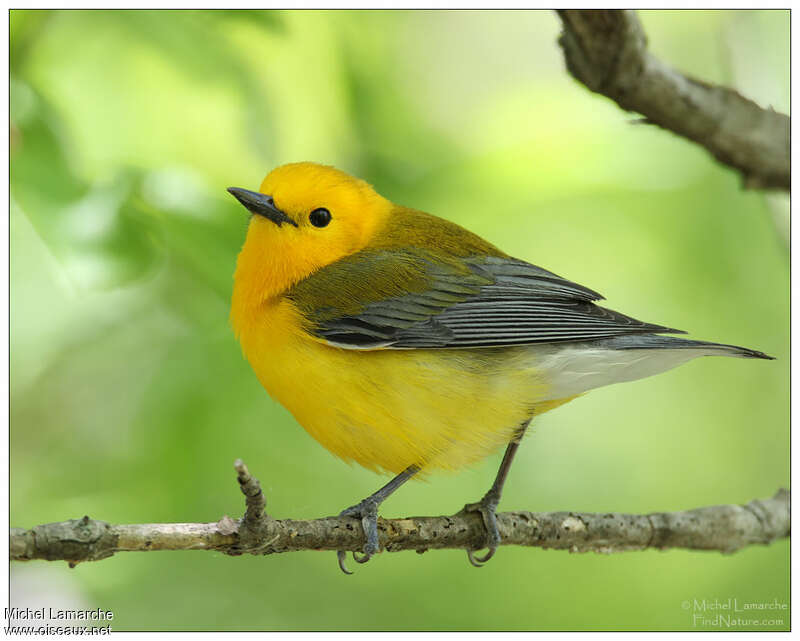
[{"left": 229, "top": 162, "right": 392, "bottom": 313}]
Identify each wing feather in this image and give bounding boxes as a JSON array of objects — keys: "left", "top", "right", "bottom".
[{"left": 286, "top": 249, "right": 683, "bottom": 350}]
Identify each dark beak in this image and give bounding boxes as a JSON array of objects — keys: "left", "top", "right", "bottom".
[{"left": 227, "top": 187, "right": 298, "bottom": 227}]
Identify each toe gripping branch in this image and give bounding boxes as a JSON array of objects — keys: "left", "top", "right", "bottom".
[
  {"left": 463, "top": 489, "right": 502, "bottom": 567},
  {"left": 336, "top": 498, "right": 380, "bottom": 574},
  {"left": 336, "top": 464, "right": 420, "bottom": 575},
  {"left": 463, "top": 420, "right": 531, "bottom": 567}
]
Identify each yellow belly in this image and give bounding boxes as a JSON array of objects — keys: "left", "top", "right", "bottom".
[{"left": 236, "top": 299, "right": 574, "bottom": 475}]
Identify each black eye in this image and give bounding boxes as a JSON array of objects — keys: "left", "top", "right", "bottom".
[{"left": 309, "top": 208, "right": 331, "bottom": 228}]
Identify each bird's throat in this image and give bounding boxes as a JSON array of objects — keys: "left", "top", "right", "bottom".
[{"left": 230, "top": 221, "right": 310, "bottom": 335}]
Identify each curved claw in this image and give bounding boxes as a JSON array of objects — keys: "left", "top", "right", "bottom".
[
  {"left": 353, "top": 550, "right": 373, "bottom": 564},
  {"left": 464, "top": 495, "right": 501, "bottom": 567},
  {"left": 335, "top": 500, "right": 380, "bottom": 574},
  {"left": 332, "top": 465, "right": 420, "bottom": 574},
  {"left": 336, "top": 548, "right": 374, "bottom": 575},
  {"left": 337, "top": 550, "right": 354, "bottom": 575},
  {"left": 466, "top": 546, "right": 497, "bottom": 567}
]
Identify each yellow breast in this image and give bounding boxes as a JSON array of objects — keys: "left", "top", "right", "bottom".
[{"left": 233, "top": 297, "right": 570, "bottom": 475}]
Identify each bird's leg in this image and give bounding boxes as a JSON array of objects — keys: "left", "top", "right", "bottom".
[
  {"left": 463, "top": 419, "right": 531, "bottom": 567},
  {"left": 336, "top": 464, "right": 419, "bottom": 574}
]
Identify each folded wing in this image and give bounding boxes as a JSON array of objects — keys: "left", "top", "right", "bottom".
[{"left": 286, "top": 250, "right": 684, "bottom": 350}]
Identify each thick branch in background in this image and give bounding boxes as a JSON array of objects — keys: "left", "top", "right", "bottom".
[
  {"left": 10, "top": 461, "right": 790, "bottom": 565},
  {"left": 557, "top": 10, "right": 789, "bottom": 191}
]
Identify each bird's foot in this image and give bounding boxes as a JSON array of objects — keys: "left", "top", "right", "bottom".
[
  {"left": 336, "top": 498, "right": 380, "bottom": 575},
  {"left": 463, "top": 491, "right": 501, "bottom": 567}
]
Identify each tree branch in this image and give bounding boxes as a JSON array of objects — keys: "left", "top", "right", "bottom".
[
  {"left": 9, "top": 461, "right": 789, "bottom": 565},
  {"left": 556, "top": 10, "right": 789, "bottom": 191}
]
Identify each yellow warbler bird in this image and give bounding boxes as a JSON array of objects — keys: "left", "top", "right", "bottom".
[{"left": 228, "top": 162, "right": 771, "bottom": 573}]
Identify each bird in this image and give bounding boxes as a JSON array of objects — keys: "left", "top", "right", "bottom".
[{"left": 227, "top": 161, "right": 772, "bottom": 574}]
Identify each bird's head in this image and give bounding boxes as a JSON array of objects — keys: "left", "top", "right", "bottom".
[{"left": 229, "top": 162, "right": 392, "bottom": 306}]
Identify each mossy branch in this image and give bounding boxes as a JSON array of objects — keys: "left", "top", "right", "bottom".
[
  {"left": 556, "top": 9, "right": 789, "bottom": 190},
  {"left": 9, "top": 460, "right": 789, "bottom": 566}
]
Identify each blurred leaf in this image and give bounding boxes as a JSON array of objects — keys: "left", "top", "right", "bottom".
[
  {"left": 10, "top": 10, "right": 53, "bottom": 72},
  {"left": 339, "top": 22, "right": 459, "bottom": 199},
  {"left": 91, "top": 10, "right": 278, "bottom": 162},
  {"left": 149, "top": 199, "right": 246, "bottom": 303},
  {"left": 215, "top": 8, "right": 285, "bottom": 33},
  {"left": 11, "top": 80, "right": 163, "bottom": 289}
]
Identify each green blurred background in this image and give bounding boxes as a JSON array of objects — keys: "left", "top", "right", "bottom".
[{"left": 10, "top": 9, "right": 788, "bottom": 632}]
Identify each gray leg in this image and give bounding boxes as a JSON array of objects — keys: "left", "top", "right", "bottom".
[
  {"left": 337, "top": 464, "right": 419, "bottom": 574},
  {"left": 464, "top": 419, "right": 531, "bottom": 567}
]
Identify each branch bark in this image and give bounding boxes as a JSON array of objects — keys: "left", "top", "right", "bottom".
[
  {"left": 9, "top": 461, "right": 789, "bottom": 565},
  {"left": 556, "top": 10, "right": 789, "bottom": 191}
]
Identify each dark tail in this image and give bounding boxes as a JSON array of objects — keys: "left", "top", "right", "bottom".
[{"left": 593, "top": 334, "right": 774, "bottom": 360}]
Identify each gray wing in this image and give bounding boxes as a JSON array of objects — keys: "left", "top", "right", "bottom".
[{"left": 290, "top": 252, "right": 684, "bottom": 350}]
